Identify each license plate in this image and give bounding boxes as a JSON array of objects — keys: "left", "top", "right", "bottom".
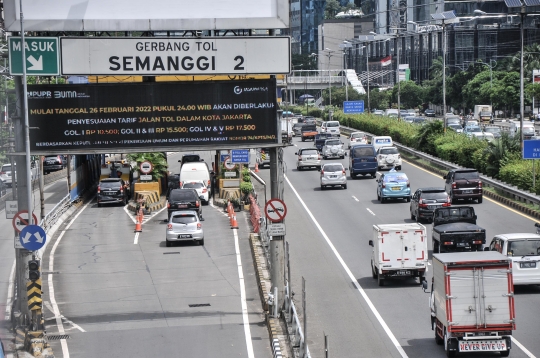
[
  {"left": 330, "top": 175, "right": 337, "bottom": 178},
  {"left": 395, "top": 270, "right": 411, "bottom": 276},
  {"left": 104, "top": 192, "right": 115, "bottom": 196},
  {"left": 177, "top": 204, "right": 188, "bottom": 208},
  {"left": 360, "top": 159, "right": 367, "bottom": 162},
  {"left": 178, "top": 234, "right": 192, "bottom": 239},
  {"left": 427, "top": 205, "right": 438, "bottom": 210},
  {"left": 462, "top": 190, "right": 473, "bottom": 194},
  {"left": 520, "top": 261, "right": 536, "bottom": 268},
  {"left": 391, "top": 187, "right": 401, "bottom": 191},
  {"left": 456, "top": 242, "right": 468, "bottom": 247},
  {"left": 458, "top": 340, "right": 507, "bottom": 352}
]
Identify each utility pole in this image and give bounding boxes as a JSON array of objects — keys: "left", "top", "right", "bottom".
[{"left": 269, "top": 110, "right": 285, "bottom": 315}]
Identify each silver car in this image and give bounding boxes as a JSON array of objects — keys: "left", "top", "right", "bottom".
[
  {"left": 322, "top": 139, "right": 345, "bottom": 159},
  {"left": 166, "top": 210, "right": 204, "bottom": 246},
  {"left": 296, "top": 148, "right": 321, "bottom": 170},
  {"left": 320, "top": 163, "right": 348, "bottom": 190},
  {"left": 349, "top": 132, "right": 367, "bottom": 148}
]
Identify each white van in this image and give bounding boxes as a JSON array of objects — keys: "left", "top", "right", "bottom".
[
  {"left": 320, "top": 121, "right": 340, "bottom": 137},
  {"left": 371, "top": 136, "right": 393, "bottom": 152},
  {"left": 385, "top": 109, "right": 399, "bottom": 117},
  {"left": 179, "top": 162, "right": 212, "bottom": 203}
]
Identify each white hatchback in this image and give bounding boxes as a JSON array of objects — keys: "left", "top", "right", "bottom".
[
  {"left": 377, "top": 146, "right": 402, "bottom": 171},
  {"left": 488, "top": 233, "right": 540, "bottom": 285},
  {"left": 296, "top": 147, "right": 321, "bottom": 170},
  {"left": 319, "top": 162, "right": 347, "bottom": 190},
  {"left": 320, "top": 121, "right": 341, "bottom": 137},
  {"left": 349, "top": 132, "right": 368, "bottom": 148}
]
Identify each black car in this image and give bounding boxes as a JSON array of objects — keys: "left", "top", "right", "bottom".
[
  {"left": 410, "top": 187, "right": 451, "bottom": 222},
  {"left": 167, "top": 188, "right": 203, "bottom": 220},
  {"left": 43, "top": 155, "right": 65, "bottom": 174},
  {"left": 443, "top": 169, "right": 483, "bottom": 203},
  {"left": 97, "top": 178, "right": 129, "bottom": 207},
  {"left": 424, "top": 109, "right": 435, "bottom": 117}
]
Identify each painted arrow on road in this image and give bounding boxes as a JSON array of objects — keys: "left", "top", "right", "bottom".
[{"left": 27, "top": 55, "right": 43, "bottom": 71}]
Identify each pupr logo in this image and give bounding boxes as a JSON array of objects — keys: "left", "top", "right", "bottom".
[{"left": 234, "top": 86, "right": 242, "bottom": 95}]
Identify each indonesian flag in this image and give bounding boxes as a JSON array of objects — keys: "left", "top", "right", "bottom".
[{"left": 381, "top": 56, "right": 392, "bottom": 67}]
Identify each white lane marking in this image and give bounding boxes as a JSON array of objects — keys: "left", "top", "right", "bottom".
[
  {"left": 134, "top": 232, "right": 140, "bottom": 245},
  {"left": 43, "top": 301, "right": 86, "bottom": 333},
  {"left": 366, "top": 208, "right": 376, "bottom": 216},
  {"left": 123, "top": 204, "right": 167, "bottom": 224},
  {"left": 428, "top": 262, "right": 432, "bottom": 266},
  {"left": 233, "top": 226, "right": 255, "bottom": 358},
  {"left": 352, "top": 196, "right": 359, "bottom": 202},
  {"left": 511, "top": 337, "right": 537, "bottom": 358},
  {"left": 49, "top": 200, "right": 92, "bottom": 358},
  {"left": 285, "top": 174, "right": 409, "bottom": 358},
  {"left": 4, "top": 260, "right": 15, "bottom": 320}
]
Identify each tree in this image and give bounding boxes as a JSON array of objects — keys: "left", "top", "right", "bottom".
[
  {"left": 325, "top": 0, "right": 342, "bottom": 19},
  {"left": 391, "top": 81, "right": 424, "bottom": 109},
  {"left": 367, "top": 88, "right": 390, "bottom": 110},
  {"left": 291, "top": 53, "right": 318, "bottom": 72},
  {"left": 507, "top": 43, "right": 540, "bottom": 81},
  {"left": 126, "top": 152, "right": 169, "bottom": 181}
]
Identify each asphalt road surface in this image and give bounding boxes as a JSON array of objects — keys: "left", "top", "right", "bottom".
[{"left": 254, "top": 135, "right": 540, "bottom": 358}]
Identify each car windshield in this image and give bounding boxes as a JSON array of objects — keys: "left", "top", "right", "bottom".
[
  {"left": 379, "top": 147, "right": 399, "bottom": 155},
  {"left": 484, "top": 127, "right": 500, "bottom": 133},
  {"left": 384, "top": 174, "right": 408, "bottom": 182},
  {"left": 100, "top": 181, "right": 121, "bottom": 188},
  {"left": 455, "top": 171, "right": 479, "bottom": 180},
  {"left": 327, "top": 122, "right": 339, "bottom": 127},
  {"left": 523, "top": 127, "right": 535, "bottom": 133},
  {"left": 413, "top": 118, "right": 425, "bottom": 122},
  {"left": 170, "top": 190, "right": 196, "bottom": 201},
  {"left": 480, "top": 111, "right": 491, "bottom": 116},
  {"left": 302, "top": 125, "right": 316, "bottom": 131},
  {"left": 449, "top": 124, "right": 461, "bottom": 129},
  {"left": 351, "top": 133, "right": 364, "bottom": 138},
  {"left": 301, "top": 149, "right": 318, "bottom": 155},
  {"left": 353, "top": 147, "right": 374, "bottom": 156},
  {"left": 507, "top": 239, "right": 540, "bottom": 256},
  {"left": 467, "top": 127, "right": 481, "bottom": 132},
  {"left": 421, "top": 191, "right": 448, "bottom": 200},
  {"left": 324, "top": 165, "right": 343, "bottom": 172},
  {"left": 326, "top": 140, "right": 340, "bottom": 146},
  {"left": 293, "top": 123, "right": 305, "bottom": 128},
  {"left": 171, "top": 214, "right": 197, "bottom": 224},
  {"left": 436, "top": 207, "right": 474, "bottom": 219},
  {"left": 183, "top": 182, "right": 204, "bottom": 189}
]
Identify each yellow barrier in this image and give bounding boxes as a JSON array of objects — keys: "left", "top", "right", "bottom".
[{"left": 134, "top": 181, "right": 161, "bottom": 196}]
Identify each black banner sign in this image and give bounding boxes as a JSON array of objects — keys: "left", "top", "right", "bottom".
[{"left": 28, "top": 80, "right": 278, "bottom": 153}]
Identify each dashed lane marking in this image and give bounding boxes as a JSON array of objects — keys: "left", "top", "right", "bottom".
[
  {"left": 352, "top": 196, "right": 359, "bottom": 202},
  {"left": 366, "top": 208, "right": 376, "bottom": 216}
]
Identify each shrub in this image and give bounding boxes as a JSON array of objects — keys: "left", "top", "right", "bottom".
[{"left": 240, "top": 181, "right": 253, "bottom": 195}]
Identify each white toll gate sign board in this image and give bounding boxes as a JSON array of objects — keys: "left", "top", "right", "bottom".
[
  {"left": 5, "top": 201, "right": 18, "bottom": 219},
  {"left": 264, "top": 198, "right": 287, "bottom": 223},
  {"left": 60, "top": 37, "right": 291, "bottom": 75}
]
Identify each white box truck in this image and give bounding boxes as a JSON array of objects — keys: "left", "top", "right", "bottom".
[
  {"left": 474, "top": 105, "right": 493, "bottom": 124},
  {"left": 426, "top": 252, "right": 515, "bottom": 357},
  {"left": 368, "top": 223, "right": 428, "bottom": 286}
]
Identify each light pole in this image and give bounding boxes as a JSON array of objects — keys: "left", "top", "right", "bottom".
[
  {"left": 324, "top": 48, "right": 337, "bottom": 106},
  {"left": 339, "top": 41, "right": 352, "bottom": 101},
  {"left": 291, "top": 64, "right": 304, "bottom": 105}
]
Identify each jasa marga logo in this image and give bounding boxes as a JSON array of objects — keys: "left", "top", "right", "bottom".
[{"left": 234, "top": 86, "right": 269, "bottom": 95}]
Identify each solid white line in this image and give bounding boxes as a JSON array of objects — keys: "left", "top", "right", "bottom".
[
  {"left": 366, "top": 208, "right": 376, "bottom": 216},
  {"left": 285, "top": 174, "right": 409, "bottom": 358},
  {"left": 352, "top": 196, "right": 359, "bottom": 202},
  {"left": 233, "top": 227, "right": 255, "bottom": 358},
  {"left": 4, "top": 260, "right": 15, "bottom": 320},
  {"left": 511, "top": 337, "right": 537, "bottom": 358},
  {"left": 49, "top": 200, "right": 92, "bottom": 358},
  {"left": 134, "top": 232, "right": 140, "bottom": 245}
]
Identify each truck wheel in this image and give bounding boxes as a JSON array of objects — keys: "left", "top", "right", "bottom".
[
  {"left": 418, "top": 274, "right": 425, "bottom": 284},
  {"left": 410, "top": 210, "right": 415, "bottom": 220},
  {"left": 435, "top": 325, "right": 444, "bottom": 345},
  {"left": 372, "top": 263, "right": 377, "bottom": 279},
  {"left": 433, "top": 240, "right": 440, "bottom": 253},
  {"left": 302, "top": 138, "right": 305, "bottom": 142},
  {"left": 377, "top": 272, "right": 385, "bottom": 286}
]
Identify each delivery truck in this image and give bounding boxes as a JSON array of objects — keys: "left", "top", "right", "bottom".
[
  {"left": 426, "top": 252, "right": 515, "bottom": 357},
  {"left": 369, "top": 223, "right": 428, "bottom": 286},
  {"left": 474, "top": 105, "right": 493, "bottom": 124}
]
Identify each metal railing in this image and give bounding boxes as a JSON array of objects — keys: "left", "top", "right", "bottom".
[
  {"left": 283, "top": 282, "right": 311, "bottom": 358},
  {"left": 39, "top": 194, "right": 71, "bottom": 233},
  {"left": 326, "top": 119, "right": 540, "bottom": 207}
]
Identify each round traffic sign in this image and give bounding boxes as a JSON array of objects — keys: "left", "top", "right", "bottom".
[
  {"left": 264, "top": 198, "right": 287, "bottom": 223},
  {"left": 19, "top": 225, "right": 47, "bottom": 251},
  {"left": 140, "top": 161, "right": 153, "bottom": 174},
  {"left": 12, "top": 210, "right": 38, "bottom": 233},
  {"left": 224, "top": 157, "right": 236, "bottom": 170}
]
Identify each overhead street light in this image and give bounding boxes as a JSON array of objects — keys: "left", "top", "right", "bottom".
[{"left": 323, "top": 48, "right": 338, "bottom": 106}]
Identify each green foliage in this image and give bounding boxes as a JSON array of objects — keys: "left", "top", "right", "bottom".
[
  {"left": 390, "top": 81, "right": 424, "bottom": 109},
  {"left": 242, "top": 173, "right": 251, "bottom": 182},
  {"left": 433, "top": 133, "right": 488, "bottom": 168},
  {"left": 240, "top": 181, "right": 253, "bottom": 195},
  {"left": 499, "top": 158, "right": 540, "bottom": 194},
  {"left": 126, "top": 152, "right": 168, "bottom": 181},
  {"left": 482, "top": 133, "right": 521, "bottom": 178},
  {"left": 291, "top": 54, "right": 318, "bottom": 71},
  {"left": 367, "top": 88, "right": 390, "bottom": 111},
  {"left": 412, "top": 120, "right": 444, "bottom": 154}
]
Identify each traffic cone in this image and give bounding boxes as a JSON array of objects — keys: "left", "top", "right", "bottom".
[
  {"left": 231, "top": 214, "right": 239, "bottom": 229},
  {"left": 227, "top": 201, "right": 232, "bottom": 217},
  {"left": 134, "top": 213, "right": 142, "bottom": 232},
  {"left": 255, "top": 162, "right": 259, "bottom": 173}
]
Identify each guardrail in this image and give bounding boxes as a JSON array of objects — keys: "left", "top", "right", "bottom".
[
  {"left": 39, "top": 194, "right": 71, "bottom": 233},
  {"left": 283, "top": 282, "right": 311, "bottom": 358},
  {"left": 319, "top": 119, "right": 540, "bottom": 208}
]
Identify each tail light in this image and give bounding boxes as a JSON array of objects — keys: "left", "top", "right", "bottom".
[
  {"left": 167, "top": 203, "right": 171, "bottom": 208},
  {"left": 196, "top": 201, "right": 200, "bottom": 207},
  {"left": 452, "top": 182, "right": 457, "bottom": 189},
  {"left": 197, "top": 223, "right": 202, "bottom": 229},
  {"left": 167, "top": 223, "right": 173, "bottom": 230},
  {"left": 179, "top": 181, "right": 183, "bottom": 187},
  {"left": 120, "top": 188, "right": 124, "bottom": 194},
  {"left": 97, "top": 186, "right": 101, "bottom": 193},
  {"left": 418, "top": 199, "right": 428, "bottom": 208},
  {"left": 442, "top": 197, "right": 452, "bottom": 207},
  {"left": 318, "top": 154, "right": 321, "bottom": 160},
  {"left": 320, "top": 170, "right": 324, "bottom": 175},
  {"left": 207, "top": 179, "right": 211, "bottom": 187},
  {"left": 342, "top": 169, "right": 346, "bottom": 175},
  {"left": 478, "top": 181, "right": 482, "bottom": 188},
  {"left": 0, "top": 171, "right": 4, "bottom": 175},
  {"left": 202, "top": 188, "right": 207, "bottom": 193},
  {"left": 298, "top": 155, "right": 302, "bottom": 161}
]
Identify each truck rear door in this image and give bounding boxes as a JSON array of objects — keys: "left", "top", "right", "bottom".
[
  {"left": 400, "top": 229, "right": 426, "bottom": 268},
  {"left": 448, "top": 264, "right": 514, "bottom": 331}
]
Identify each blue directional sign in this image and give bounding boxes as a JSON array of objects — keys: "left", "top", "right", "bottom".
[
  {"left": 231, "top": 149, "right": 250, "bottom": 163},
  {"left": 343, "top": 100, "right": 365, "bottom": 114},
  {"left": 19, "top": 225, "right": 47, "bottom": 251},
  {"left": 523, "top": 140, "right": 540, "bottom": 159}
]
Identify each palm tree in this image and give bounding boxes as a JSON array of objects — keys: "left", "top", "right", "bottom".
[
  {"left": 507, "top": 43, "right": 540, "bottom": 80},
  {"left": 483, "top": 132, "right": 521, "bottom": 178}
]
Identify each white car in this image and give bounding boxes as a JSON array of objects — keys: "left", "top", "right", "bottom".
[
  {"left": 349, "top": 132, "right": 368, "bottom": 148},
  {"left": 488, "top": 233, "right": 540, "bottom": 285},
  {"left": 320, "top": 121, "right": 341, "bottom": 137},
  {"left": 180, "top": 180, "right": 209, "bottom": 204},
  {"left": 322, "top": 139, "right": 345, "bottom": 159},
  {"left": 295, "top": 147, "right": 321, "bottom": 170},
  {"left": 377, "top": 146, "right": 402, "bottom": 171},
  {"left": 319, "top": 162, "right": 347, "bottom": 190},
  {"left": 0, "top": 164, "right": 13, "bottom": 187}
]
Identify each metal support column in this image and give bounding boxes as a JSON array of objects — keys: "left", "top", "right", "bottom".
[{"left": 269, "top": 145, "right": 284, "bottom": 314}]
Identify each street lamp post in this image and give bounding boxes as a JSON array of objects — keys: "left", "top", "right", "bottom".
[
  {"left": 324, "top": 48, "right": 337, "bottom": 106},
  {"left": 339, "top": 41, "right": 353, "bottom": 102}
]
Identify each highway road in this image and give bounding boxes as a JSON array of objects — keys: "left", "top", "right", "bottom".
[
  {"left": 40, "top": 151, "right": 272, "bottom": 358},
  {"left": 255, "top": 135, "right": 540, "bottom": 358}
]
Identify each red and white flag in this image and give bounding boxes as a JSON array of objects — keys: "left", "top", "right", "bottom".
[{"left": 381, "top": 56, "right": 392, "bottom": 67}]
